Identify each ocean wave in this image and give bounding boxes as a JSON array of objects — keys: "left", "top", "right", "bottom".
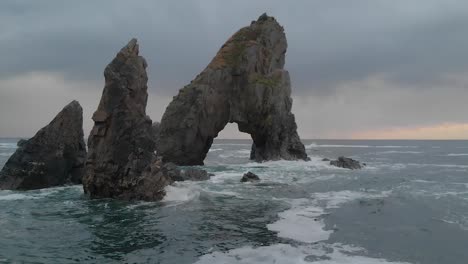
[
  {"left": 219, "top": 149, "right": 251, "bottom": 158},
  {"left": 211, "top": 143, "right": 251, "bottom": 146},
  {"left": 0, "top": 143, "right": 17, "bottom": 149},
  {"left": 0, "top": 185, "right": 82, "bottom": 201},
  {"left": 208, "top": 148, "right": 223, "bottom": 152},
  {"left": 267, "top": 198, "right": 331, "bottom": 243},
  {"left": 0, "top": 153, "right": 13, "bottom": 157},
  {"left": 267, "top": 190, "right": 392, "bottom": 243},
  {"left": 195, "top": 242, "right": 412, "bottom": 264},
  {"left": 446, "top": 153, "right": 468, "bottom": 156},
  {"left": 162, "top": 183, "right": 200, "bottom": 205}
]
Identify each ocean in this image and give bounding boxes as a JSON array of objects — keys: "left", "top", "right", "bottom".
[{"left": 0, "top": 138, "right": 467, "bottom": 263}]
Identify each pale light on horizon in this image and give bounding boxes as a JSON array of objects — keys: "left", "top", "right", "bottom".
[{"left": 351, "top": 123, "right": 468, "bottom": 140}]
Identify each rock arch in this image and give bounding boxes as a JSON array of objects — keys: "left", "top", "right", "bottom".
[{"left": 157, "top": 14, "right": 308, "bottom": 165}]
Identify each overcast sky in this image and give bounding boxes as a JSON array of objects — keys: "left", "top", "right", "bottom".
[{"left": 1, "top": 0, "right": 467, "bottom": 139}]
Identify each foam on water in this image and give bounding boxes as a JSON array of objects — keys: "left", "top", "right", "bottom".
[
  {"left": 219, "top": 149, "right": 251, "bottom": 158},
  {"left": 211, "top": 143, "right": 251, "bottom": 146},
  {"left": 163, "top": 183, "right": 200, "bottom": 204},
  {"left": 208, "top": 148, "right": 223, "bottom": 152},
  {"left": 446, "top": 153, "right": 468, "bottom": 156},
  {"left": 195, "top": 243, "right": 412, "bottom": 264},
  {"left": 267, "top": 198, "right": 332, "bottom": 243},
  {"left": 267, "top": 190, "right": 392, "bottom": 243},
  {"left": 0, "top": 185, "right": 82, "bottom": 201},
  {"left": 0, "top": 143, "right": 17, "bottom": 149}
]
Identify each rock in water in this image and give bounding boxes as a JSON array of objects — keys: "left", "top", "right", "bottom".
[
  {"left": 0, "top": 101, "right": 86, "bottom": 190},
  {"left": 83, "top": 39, "right": 172, "bottom": 201},
  {"left": 157, "top": 13, "right": 308, "bottom": 165},
  {"left": 241, "top": 172, "right": 260, "bottom": 182},
  {"left": 330, "top": 156, "right": 363, "bottom": 170}
]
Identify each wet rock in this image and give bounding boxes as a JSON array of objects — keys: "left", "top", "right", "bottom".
[
  {"left": 241, "top": 171, "right": 260, "bottom": 182},
  {"left": 157, "top": 13, "right": 308, "bottom": 165},
  {"left": 0, "top": 101, "right": 86, "bottom": 190},
  {"left": 322, "top": 158, "right": 330, "bottom": 162},
  {"left": 83, "top": 39, "right": 173, "bottom": 201},
  {"left": 329, "top": 156, "right": 363, "bottom": 170},
  {"left": 172, "top": 167, "right": 212, "bottom": 182},
  {"left": 16, "top": 139, "right": 27, "bottom": 147}
]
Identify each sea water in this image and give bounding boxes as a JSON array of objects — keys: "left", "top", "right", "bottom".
[{"left": 0, "top": 138, "right": 467, "bottom": 263}]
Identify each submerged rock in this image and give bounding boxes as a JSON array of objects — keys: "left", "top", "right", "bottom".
[
  {"left": 0, "top": 101, "right": 86, "bottom": 190},
  {"left": 157, "top": 13, "right": 308, "bottom": 165},
  {"left": 241, "top": 171, "right": 260, "bottom": 182},
  {"left": 178, "top": 168, "right": 212, "bottom": 181},
  {"left": 330, "top": 156, "right": 363, "bottom": 170},
  {"left": 83, "top": 39, "right": 172, "bottom": 201}
]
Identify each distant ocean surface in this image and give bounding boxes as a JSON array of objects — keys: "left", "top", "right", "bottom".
[{"left": 1, "top": 138, "right": 468, "bottom": 264}]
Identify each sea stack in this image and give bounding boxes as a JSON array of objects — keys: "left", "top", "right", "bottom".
[
  {"left": 157, "top": 13, "right": 308, "bottom": 165},
  {"left": 0, "top": 101, "right": 86, "bottom": 190},
  {"left": 83, "top": 39, "right": 172, "bottom": 201}
]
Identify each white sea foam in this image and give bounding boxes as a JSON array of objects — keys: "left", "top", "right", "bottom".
[
  {"left": 208, "top": 148, "right": 223, "bottom": 152},
  {"left": 0, "top": 192, "right": 36, "bottom": 201},
  {"left": 208, "top": 149, "right": 223, "bottom": 152},
  {"left": 211, "top": 143, "right": 251, "bottom": 146},
  {"left": 0, "top": 143, "right": 17, "bottom": 149},
  {"left": 195, "top": 243, "right": 412, "bottom": 264},
  {"left": 268, "top": 190, "right": 392, "bottom": 243},
  {"left": 267, "top": 199, "right": 332, "bottom": 243},
  {"left": 446, "top": 153, "right": 468, "bottom": 156},
  {"left": 0, "top": 185, "right": 81, "bottom": 201},
  {"left": 313, "top": 190, "right": 391, "bottom": 209},
  {"left": 219, "top": 149, "right": 251, "bottom": 158},
  {"left": 163, "top": 183, "right": 200, "bottom": 204}
]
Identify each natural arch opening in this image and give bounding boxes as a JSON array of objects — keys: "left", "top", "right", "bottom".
[{"left": 155, "top": 14, "right": 308, "bottom": 165}]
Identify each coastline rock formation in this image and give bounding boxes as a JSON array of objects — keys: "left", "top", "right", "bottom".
[
  {"left": 0, "top": 101, "right": 86, "bottom": 190},
  {"left": 329, "top": 156, "right": 364, "bottom": 170},
  {"left": 241, "top": 172, "right": 260, "bottom": 182},
  {"left": 157, "top": 13, "right": 308, "bottom": 165},
  {"left": 83, "top": 39, "right": 173, "bottom": 201}
]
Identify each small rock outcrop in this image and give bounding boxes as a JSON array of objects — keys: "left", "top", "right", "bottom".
[
  {"left": 0, "top": 101, "right": 86, "bottom": 190},
  {"left": 157, "top": 14, "right": 308, "bottom": 165},
  {"left": 330, "top": 156, "right": 363, "bottom": 170},
  {"left": 83, "top": 39, "right": 172, "bottom": 201},
  {"left": 241, "top": 171, "right": 260, "bottom": 182}
]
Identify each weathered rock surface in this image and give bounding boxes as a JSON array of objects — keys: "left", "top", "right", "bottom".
[
  {"left": 330, "top": 156, "right": 363, "bottom": 170},
  {"left": 83, "top": 39, "right": 172, "bottom": 201},
  {"left": 152, "top": 122, "right": 161, "bottom": 148},
  {"left": 0, "top": 101, "right": 86, "bottom": 190},
  {"left": 176, "top": 167, "right": 213, "bottom": 181},
  {"left": 241, "top": 171, "right": 260, "bottom": 182},
  {"left": 157, "top": 13, "right": 308, "bottom": 165},
  {"left": 150, "top": 161, "right": 212, "bottom": 182}
]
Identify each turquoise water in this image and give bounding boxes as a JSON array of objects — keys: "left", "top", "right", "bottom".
[{"left": 1, "top": 139, "right": 468, "bottom": 263}]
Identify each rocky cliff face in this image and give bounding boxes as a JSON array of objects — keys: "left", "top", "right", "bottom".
[
  {"left": 0, "top": 101, "right": 86, "bottom": 190},
  {"left": 83, "top": 39, "right": 172, "bottom": 201},
  {"left": 157, "top": 14, "right": 308, "bottom": 165}
]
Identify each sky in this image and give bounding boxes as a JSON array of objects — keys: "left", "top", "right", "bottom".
[{"left": 0, "top": 0, "right": 467, "bottom": 139}]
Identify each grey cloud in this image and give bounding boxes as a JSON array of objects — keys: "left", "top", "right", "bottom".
[
  {"left": 1, "top": 1, "right": 468, "bottom": 138},
  {"left": 2, "top": 0, "right": 468, "bottom": 96}
]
